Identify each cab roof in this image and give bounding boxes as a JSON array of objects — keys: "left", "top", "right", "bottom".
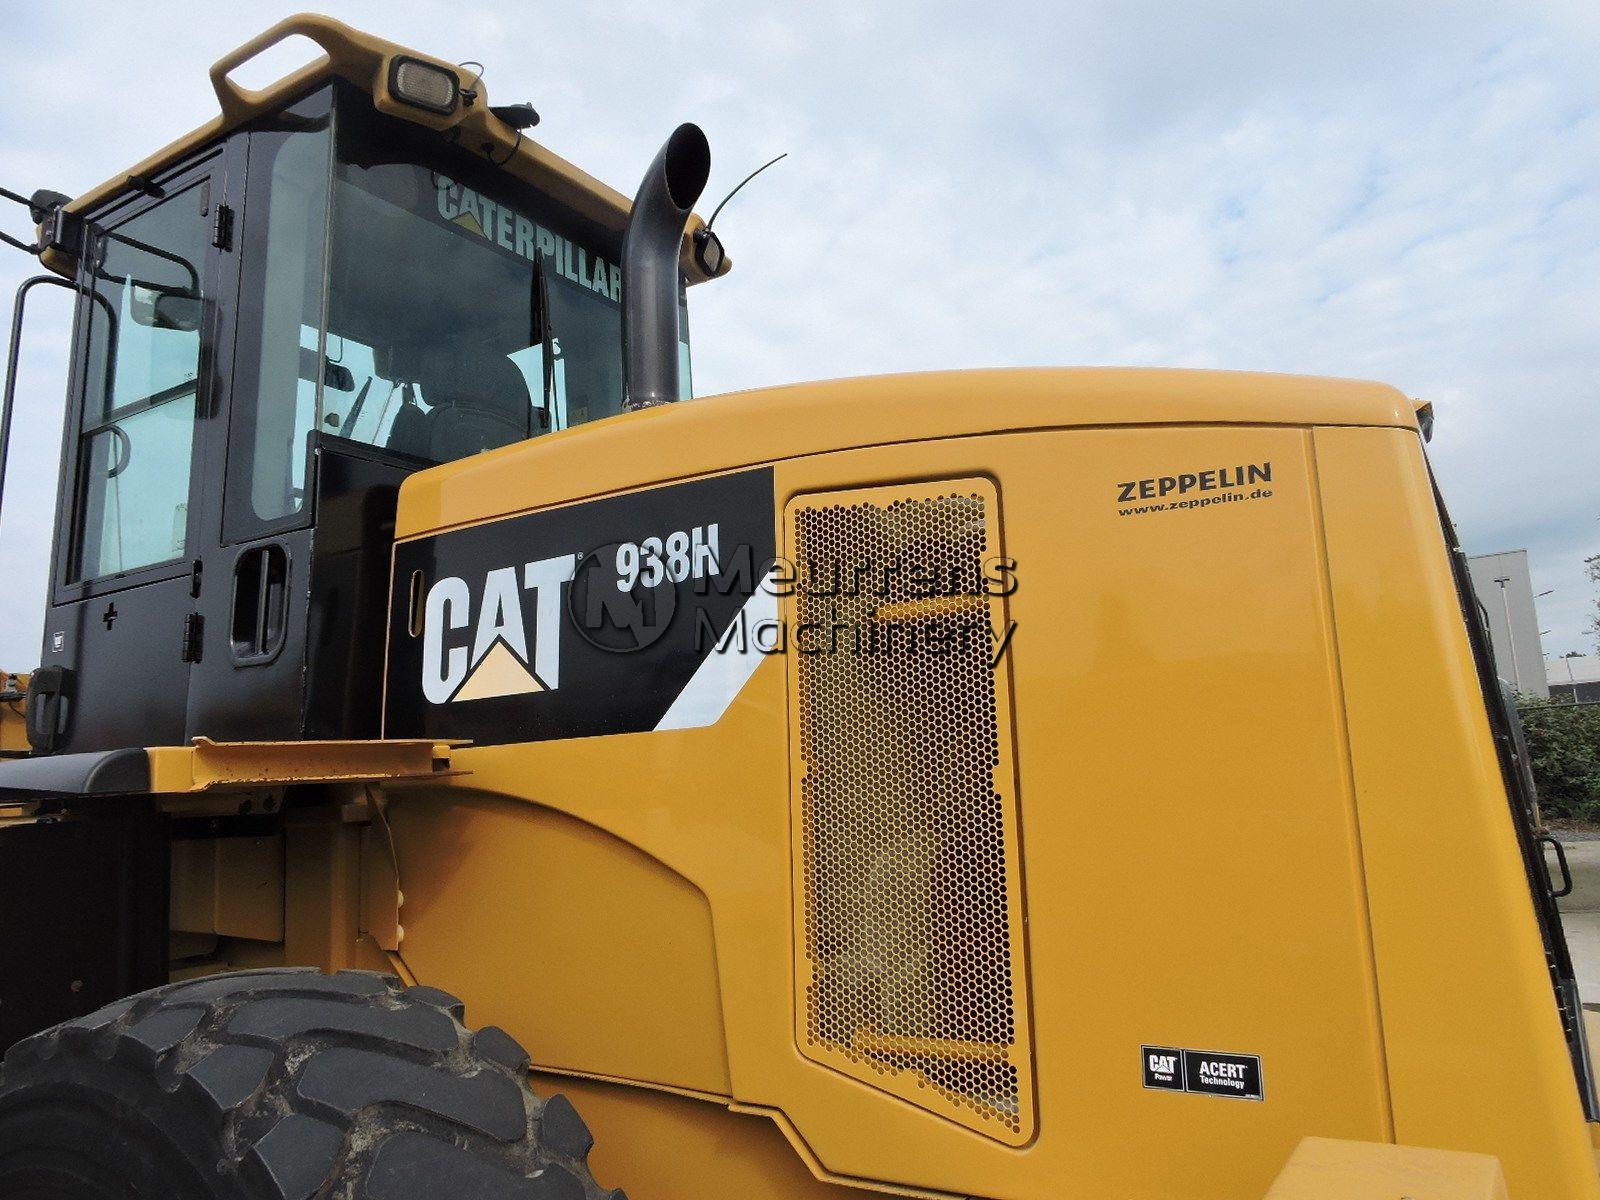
[{"left": 44, "top": 13, "right": 724, "bottom": 283}]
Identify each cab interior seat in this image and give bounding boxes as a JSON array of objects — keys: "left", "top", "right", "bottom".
[{"left": 386, "top": 351, "right": 533, "bottom": 462}]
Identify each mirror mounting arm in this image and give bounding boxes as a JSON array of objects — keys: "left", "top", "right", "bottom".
[{"left": 0, "top": 187, "right": 79, "bottom": 263}]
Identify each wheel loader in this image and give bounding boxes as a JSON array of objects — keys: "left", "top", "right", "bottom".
[{"left": 0, "top": 14, "right": 1593, "bottom": 1200}]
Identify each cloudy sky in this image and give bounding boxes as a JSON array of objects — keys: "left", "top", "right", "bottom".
[{"left": 1, "top": 1, "right": 1596, "bottom": 670}]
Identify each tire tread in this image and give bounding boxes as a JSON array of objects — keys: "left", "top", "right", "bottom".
[{"left": 0, "top": 968, "right": 620, "bottom": 1200}]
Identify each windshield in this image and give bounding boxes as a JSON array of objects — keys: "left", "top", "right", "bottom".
[
  {"left": 325, "top": 89, "right": 658, "bottom": 452},
  {"left": 225, "top": 84, "right": 691, "bottom": 539}
]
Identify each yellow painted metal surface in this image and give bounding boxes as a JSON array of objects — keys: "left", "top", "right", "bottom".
[
  {"left": 391, "top": 367, "right": 1417, "bottom": 540},
  {"left": 282, "top": 809, "right": 364, "bottom": 970},
  {"left": 43, "top": 15, "right": 725, "bottom": 284},
  {"left": 145, "top": 736, "right": 461, "bottom": 793},
  {"left": 170, "top": 835, "right": 285, "bottom": 942},
  {"left": 184, "top": 368, "right": 1596, "bottom": 1197},
  {"left": 364, "top": 373, "right": 1502, "bottom": 1200},
  {"left": 1263, "top": 1137, "right": 1508, "bottom": 1199},
  {"left": 386, "top": 794, "right": 733, "bottom": 1097},
  {"left": 1314, "top": 426, "right": 1599, "bottom": 1196},
  {"left": 358, "top": 823, "right": 401, "bottom": 953}
]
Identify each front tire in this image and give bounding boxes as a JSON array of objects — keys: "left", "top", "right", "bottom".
[{"left": 0, "top": 968, "right": 623, "bottom": 1200}]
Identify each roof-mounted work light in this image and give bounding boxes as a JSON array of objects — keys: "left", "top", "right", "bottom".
[{"left": 389, "top": 56, "right": 459, "bottom": 116}]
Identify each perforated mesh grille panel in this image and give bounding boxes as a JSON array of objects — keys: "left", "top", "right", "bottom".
[{"left": 787, "top": 479, "right": 1033, "bottom": 1142}]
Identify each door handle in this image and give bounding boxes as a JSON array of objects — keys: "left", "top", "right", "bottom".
[
  {"left": 230, "top": 544, "right": 288, "bottom": 665},
  {"left": 23, "top": 664, "right": 72, "bottom": 753},
  {"left": 1540, "top": 832, "right": 1574, "bottom": 899}
]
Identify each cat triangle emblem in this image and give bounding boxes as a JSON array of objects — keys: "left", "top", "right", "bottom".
[
  {"left": 453, "top": 638, "right": 544, "bottom": 702},
  {"left": 452, "top": 209, "right": 487, "bottom": 238}
]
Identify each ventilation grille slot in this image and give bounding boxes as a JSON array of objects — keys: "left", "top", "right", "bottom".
[{"left": 787, "top": 479, "right": 1033, "bottom": 1142}]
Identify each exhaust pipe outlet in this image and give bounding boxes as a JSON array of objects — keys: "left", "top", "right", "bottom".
[{"left": 622, "top": 123, "right": 711, "bottom": 410}]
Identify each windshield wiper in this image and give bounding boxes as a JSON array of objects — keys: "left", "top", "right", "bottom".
[
  {"left": 530, "top": 249, "right": 553, "bottom": 432},
  {"left": 340, "top": 375, "right": 375, "bottom": 436}
]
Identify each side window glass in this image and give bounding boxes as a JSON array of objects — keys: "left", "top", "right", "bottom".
[
  {"left": 73, "top": 182, "right": 209, "bottom": 580},
  {"left": 230, "top": 94, "right": 332, "bottom": 533},
  {"left": 313, "top": 328, "right": 403, "bottom": 445}
]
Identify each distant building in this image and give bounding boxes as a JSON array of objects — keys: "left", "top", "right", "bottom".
[
  {"left": 1466, "top": 550, "right": 1549, "bottom": 698},
  {"left": 1548, "top": 655, "right": 1600, "bottom": 704}
]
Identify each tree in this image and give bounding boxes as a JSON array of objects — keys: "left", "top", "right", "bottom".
[
  {"left": 1588, "top": 553, "right": 1600, "bottom": 653},
  {"left": 1519, "top": 695, "right": 1600, "bottom": 823}
]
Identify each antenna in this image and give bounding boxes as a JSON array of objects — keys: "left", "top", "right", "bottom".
[{"left": 705, "top": 152, "right": 788, "bottom": 232}]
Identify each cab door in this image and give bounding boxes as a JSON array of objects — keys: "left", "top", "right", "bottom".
[{"left": 33, "top": 148, "right": 240, "bottom": 754}]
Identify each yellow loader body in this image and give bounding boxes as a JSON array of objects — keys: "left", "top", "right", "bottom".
[{"left": 144, "top": 369, "right": 1596, "bottom": 1199}]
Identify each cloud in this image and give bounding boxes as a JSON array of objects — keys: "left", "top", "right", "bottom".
[{"left": 1, "top": 0, "right": 1596, "bottom": 677}]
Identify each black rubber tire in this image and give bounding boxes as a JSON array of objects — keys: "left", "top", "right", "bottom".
[{"left": 0, "top": 968, "right": 625, "bottom": 1200}]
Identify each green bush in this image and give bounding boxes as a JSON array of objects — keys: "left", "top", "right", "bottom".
[{"left": 1517, "top": 696, "right": 1600, "bottom": 824}]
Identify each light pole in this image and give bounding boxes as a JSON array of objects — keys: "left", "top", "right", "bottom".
[{"left": 1494, "top": 576, "right": 1522, "bottom": 692}]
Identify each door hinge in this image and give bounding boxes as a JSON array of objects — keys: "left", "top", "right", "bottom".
[
  {"left": 181, "top": 612, "right": 205, "bottom": 663},
  {"left": 211, "top": 203, "right": 234, "bottom": 251}
]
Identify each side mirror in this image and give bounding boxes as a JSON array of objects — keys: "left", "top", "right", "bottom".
[
  {"left": 129, "top": 286, "right": 201, "bottom": 331},
  {"left": 692, "top": 227, "right": 726, "bottom": 278},
  {"left": 323, "top": 360, "right": 355, "bottom": 391},
  {"left": 151, "top": 293, "right": 202, "bottom": 332},
  {"left": 296, "top": 346, "right": 355, "bottom": 391}
]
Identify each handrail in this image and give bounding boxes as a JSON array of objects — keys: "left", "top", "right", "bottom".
[
  {"left": 0, "top": 275, "right": 79, "bottom": 538},
  {"left": 207, "top": 13, "right": 470, "bottom": 130}
]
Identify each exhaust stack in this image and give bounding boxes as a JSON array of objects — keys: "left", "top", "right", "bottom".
[{"left": 621, "top": 123, "right": 711, "bottom": 410}]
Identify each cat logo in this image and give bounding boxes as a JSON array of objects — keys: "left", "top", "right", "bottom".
[
  {"left": 449, "top": 208, "right": 487, "bottom": 239},
  {"left": 421, "top": 555, "right": 577, "bottom": 705},
  {"left": 434, "top": 175, "right": 622, "bottom": 302}
]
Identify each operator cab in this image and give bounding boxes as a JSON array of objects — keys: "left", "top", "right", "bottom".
[{"left": 19, "top": 70, "right": 699, "bottom": 755}]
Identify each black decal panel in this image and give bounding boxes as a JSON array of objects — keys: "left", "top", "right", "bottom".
[
  {"left": 1141, "top": 1045, "right": 1263, "bottom": 1101},
  {"left": 1141, "top": 1046, "right": 1183, "bottom": 1092},
  {"left": 384, "top": 468, "right": 774, "bottom": 745}
]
